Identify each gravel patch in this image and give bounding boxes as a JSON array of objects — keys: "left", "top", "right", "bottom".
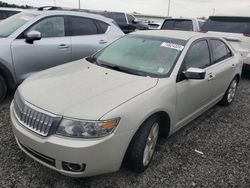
[{"left": 0, "top": 78, "right": 249, "bottom": 188}]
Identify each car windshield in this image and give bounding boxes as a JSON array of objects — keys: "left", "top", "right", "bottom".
[
  {"left": 202, "top": 16, "right": 250, "bottom": 34},
  {"left": 0, "top": 13, "right": 37, "bottom": 37},
  {"left": 91, "top": 35, "right": 186, "bottom": 77}
]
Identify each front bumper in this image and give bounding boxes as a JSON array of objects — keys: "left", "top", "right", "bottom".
[{"left": 10, "top": 102, "right": 134, "bottom": 177}]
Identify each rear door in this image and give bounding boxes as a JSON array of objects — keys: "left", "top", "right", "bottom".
[
  {"left": 207, "top": 39, "right": 236, "bottom": 99},
  {"left": 11, "top": 16, "right": 71, "bottom": 82},
  {"left": 68, "top": 16, "right": 110, "bottom": 61}
]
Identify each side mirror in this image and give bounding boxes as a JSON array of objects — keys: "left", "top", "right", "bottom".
[
  {"left": 25, "top": 30, "right": 42, "bottom": 44},
  {"left": 183, "top": 67, "right": 206, "bottom": 80}
]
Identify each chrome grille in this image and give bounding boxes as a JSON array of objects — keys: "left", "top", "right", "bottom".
[{"left": 13, "top": 91, "right": 61, "bottom": 136}]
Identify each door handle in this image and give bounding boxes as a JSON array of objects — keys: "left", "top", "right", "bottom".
[
  {"left": 208, "top": 73, "right": 215, "bottom": 81},
  {"left": 99, "top": 40, "right": 108, "bottom": 44},
  {"left": 58, "top": 44, "right": 69, "bottom": 49}
]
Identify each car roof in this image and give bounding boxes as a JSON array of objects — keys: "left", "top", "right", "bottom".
[
  {"left": 164, "top": 17, "right": 197, "bottom": 21},
  {"left": 211, "top": 15, "right": 250, "bottom": 18},
  {"left": 132, "top": 30, "right": 207, "bottom": 41},
  {"left": 21, "top": 10, "right": 114, "bottom": 23}
]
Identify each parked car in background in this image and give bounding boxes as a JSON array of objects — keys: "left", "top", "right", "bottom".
[
  {"left": 201, "top": 16, "right": 250, "bottom": 71},
  {"left": 148, "top": 22, "right": 162, "bottom": 29},
  {"left": 0, "top": 8, "right": 124, "bottom": 102},
  {"left": 161, "top": 18, "right": 204, "bottom": 32},
  {"left": 11, "top": 30, "right": 242, "bottom": 177},
  {"left": 0, "top": 7, "right": 23, "bottom": 21},
  {"left": 97, "top": 11, "right": 148, "bottom": 33}
]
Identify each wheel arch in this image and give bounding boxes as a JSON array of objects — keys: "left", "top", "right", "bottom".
[
  {"left": 234, "top": 73, "right": 240, "bottom": 83},
  {"left": 0, "top": 62, "right": 16, "bottom": 89},
  {"left": 122, "top": 110, "right": 171, "bottom": 167}
]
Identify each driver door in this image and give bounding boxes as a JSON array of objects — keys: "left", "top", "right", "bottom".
[
  {"left": 11, "top": 16, "right": 71, "bottom": 83},
  {"left": 175, "top": 39, "right": 212, "bottom": 127}
]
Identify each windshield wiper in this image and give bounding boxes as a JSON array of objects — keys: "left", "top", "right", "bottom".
[
  {"left": 99, "top": 63, "right": 147, "bottom": 77},
  {"left": 86, "top": 56, "right": 98, "bottom": 64},
  {"left": 86, "top": 56, "right": 147, "bottom": 76}
]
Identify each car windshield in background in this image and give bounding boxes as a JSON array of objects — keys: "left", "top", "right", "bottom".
[
  {"left": 92, "top": 35, "right": 186, "bottom": 77},
  {"left": 0, "top": 13, "right": 36, "bottom": 37},
  {"left": 162, "top": 20, "right": 193, "bottom": 31},
  {"left": 202, "top": 16, "right": 250, "bottom": 34}
]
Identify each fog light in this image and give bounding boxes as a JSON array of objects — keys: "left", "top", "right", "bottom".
[{"left": 62, "top": 161, "right": 86, "bottom": 172}]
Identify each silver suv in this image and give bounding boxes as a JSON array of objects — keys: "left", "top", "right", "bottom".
[
  {"left": 0, "top": 9, "right": 124, "bottom": 102},
  {"left": 0, "top": 7, "right": 23, "bottom": 21}
]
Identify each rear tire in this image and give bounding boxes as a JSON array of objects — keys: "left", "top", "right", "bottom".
[
  {"left": 0, "top": 75, "right": 7, "bottom": 103},
  {"left": 220, "top": 77, "right": 238, "bottom": 106},
  {"left": 125, "top": 116, "right": 160, "bottom": 173}
]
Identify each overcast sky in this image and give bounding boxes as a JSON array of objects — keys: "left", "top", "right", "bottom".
[{"left": 2, "top": 0, "right": 250, "bottom": 17}]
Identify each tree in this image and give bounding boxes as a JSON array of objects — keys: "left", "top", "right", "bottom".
[{"left": 0, "top": 1, "right": 33, "bottom": 9}]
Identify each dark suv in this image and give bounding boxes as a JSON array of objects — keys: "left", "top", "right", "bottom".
[
  {"left": 0, "top": 8, "right": 22, "bottom": 21},
  {"left": 201, "top": 16, "right": 250, "bottom": 71},
  {"left": 98, "top": 12, "right": 148, "bottom": 33}
]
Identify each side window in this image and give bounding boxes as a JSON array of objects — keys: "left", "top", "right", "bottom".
[
  {"left": 29, "top": 16, "right": 65, "bottom": 38},
  {"left": 0, "top": 11, "right": 4, "bottom": 20},
  {"left": 69, "top": 16, "right": 98, "bottom": 36},
  {"left": 210, "top": 39, "right": 232, "bottom": 64},
  {"left": 185, "top": 40, "right": 210, "bottom": 69},
  {"left": 96, "top": 20, "right": 109, "bottom": 33},
  {"left": 161, "top": 20, "right": 174, "bottom": 29},
  {"left": 127, "top": 14, "right": 135, "bottom": 23},
  {"left": 113, "top": 13, "right": 126, "bottom": 24},
  {"left": 0, "top": 10, "right": 7, "bottom": 19},
  {"left": 198, "top": 21, "right": 204, "bottom": 28},
  {"left": 174, "top": 20, "right": 193, "bottom": 31},
  {"left": 101, "top": 12, "right": 114, "bottom": 20}
]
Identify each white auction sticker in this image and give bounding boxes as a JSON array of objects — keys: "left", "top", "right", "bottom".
[{"left": 161, "top": 42, "right": 184, "bottom": 51}]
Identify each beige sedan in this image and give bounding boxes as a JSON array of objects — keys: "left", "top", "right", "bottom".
[{"left": 11, "top": 30, "right": 242, "bottom": 177}]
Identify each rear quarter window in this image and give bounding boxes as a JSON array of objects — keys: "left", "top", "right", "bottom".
[{"left": 97, "top": 21, "right": 109, "bottom": 33}]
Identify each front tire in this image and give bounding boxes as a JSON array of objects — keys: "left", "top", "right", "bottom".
[
  {"left": 220, "top": 77, "right": 238, "bottom": 106},
  {"left": 125, "top": 116, "right": 159, "bottom": 173},
  {"left": 0, "top": 75, "right": 7, "bottom": 103}
]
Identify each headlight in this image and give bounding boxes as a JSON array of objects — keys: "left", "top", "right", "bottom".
[{"left": 56, "top": 118, "right": 120, "bottom": 138}]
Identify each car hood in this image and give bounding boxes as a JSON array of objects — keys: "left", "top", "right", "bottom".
[{"left": 19, "top": 59, "right": 158, "bottom": 120}]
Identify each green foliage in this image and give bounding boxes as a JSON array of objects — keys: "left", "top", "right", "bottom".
[{"left": 0, "top": 1, "right": 33, "bottom": 9}]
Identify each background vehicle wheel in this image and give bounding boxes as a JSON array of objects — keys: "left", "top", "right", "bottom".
[
  {"left": 220, "top": 77, "right": 238, "bottom": 106},
  {"left": 125, "top": 116, "right": 160, "bottom": 173},
  {"left": 0, "top": 75, "right": 7, "bottom": 103}
]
